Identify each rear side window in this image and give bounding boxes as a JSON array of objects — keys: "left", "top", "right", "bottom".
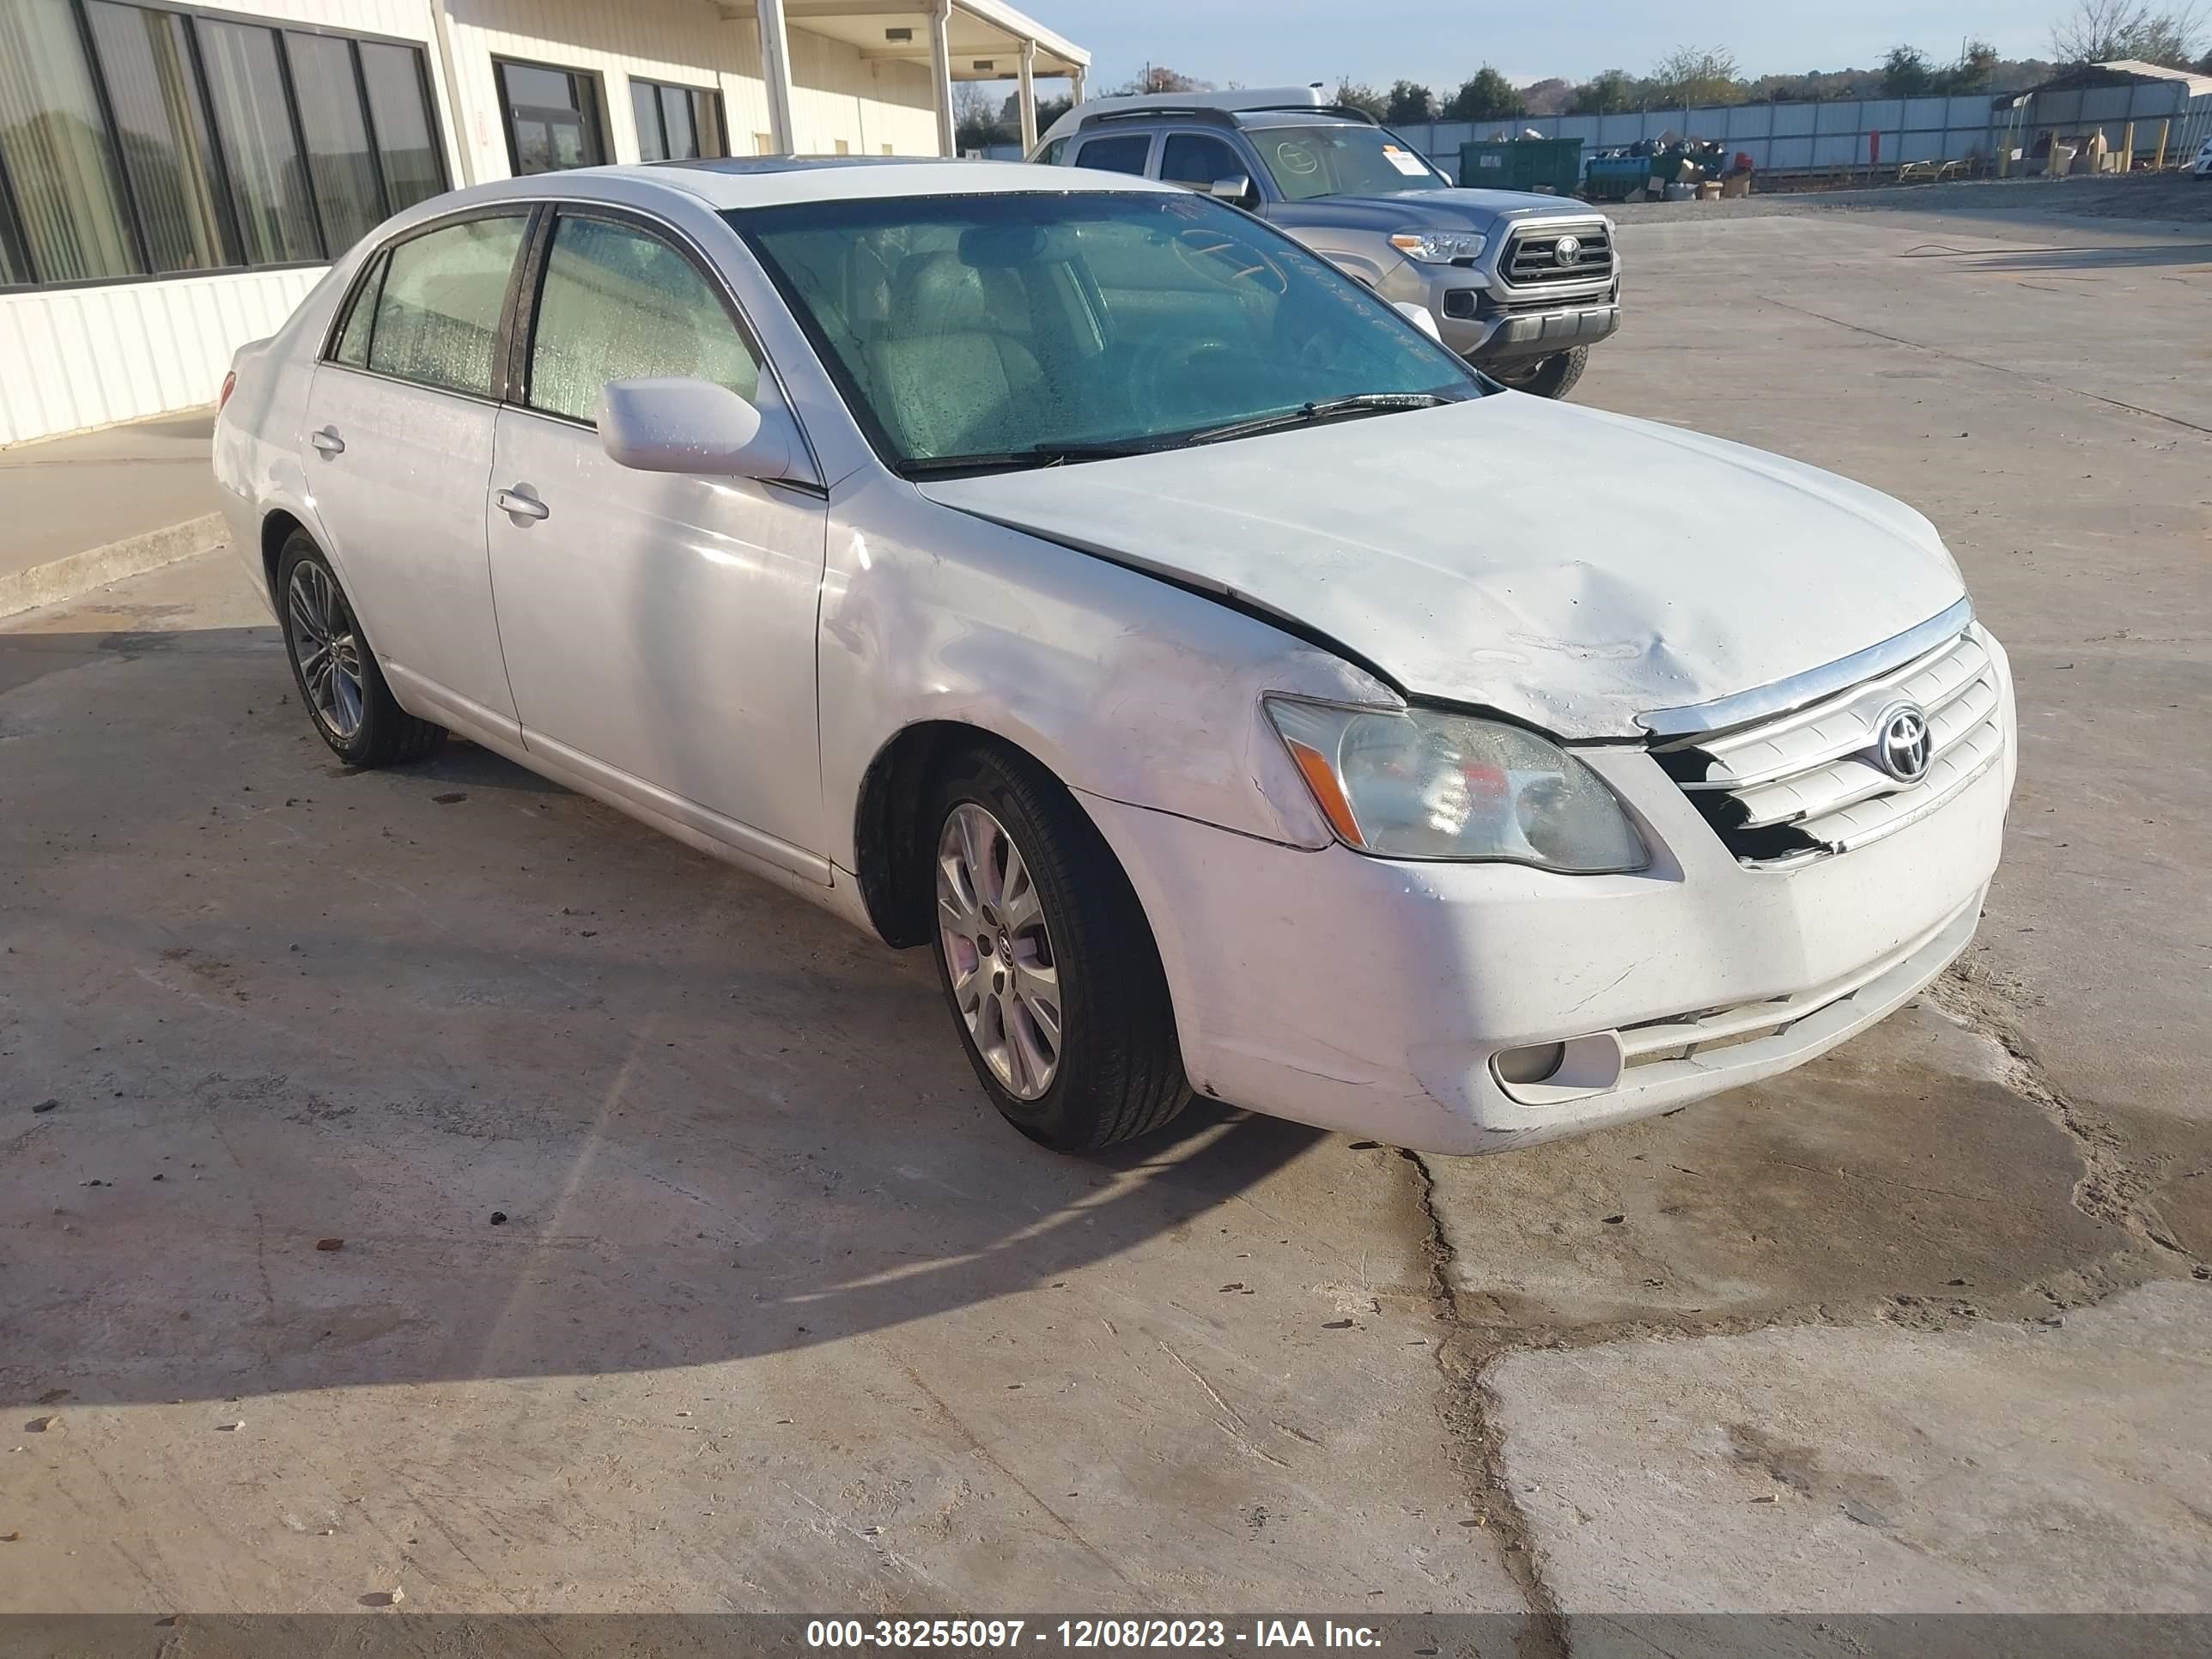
[
  {"left": 526, "top": 214, "right": 760, "bottom": 424},
  {"left": 1160, "top": 133, "right": 1246, "bottom": 189},
  {"left": 366, "top": 215, "right": 530, "bottom": 397},
  {"left": 331, "top": 251, "right": 386, "bottom": 368},
  {"left": 1073, "top": 133, "right": 1149, "bottom": 175}
]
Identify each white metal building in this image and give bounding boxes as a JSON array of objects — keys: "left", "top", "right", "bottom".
[{"left": 0, "top": 0, "right": 1087, "bottom": 445}]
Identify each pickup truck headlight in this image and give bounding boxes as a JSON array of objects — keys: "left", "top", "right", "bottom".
[
  {"left": 1266, "top": 699, "right": 1647, "bottom": 872},
  {"left": 1389, "top": 228, "right": 1486, "bottom": 264}
]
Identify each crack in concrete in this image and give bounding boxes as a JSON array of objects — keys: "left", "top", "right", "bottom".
[
  {"left": 1397, "top": 1148, "right": 1570, "bottom": 1659},
  {"left": 1930, "top": 965, "right": 2202, "bottom": 1268}
]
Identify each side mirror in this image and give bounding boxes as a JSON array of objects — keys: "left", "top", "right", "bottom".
[
  {"left": 1393, "top": 301, "right": 1444, "bottom": 343},
  {"left": 598, "top": 377, "right": 799, "bottom": 481},
  {"left": 1209, "top": 173, "right": 1255, "bottom": 206}
]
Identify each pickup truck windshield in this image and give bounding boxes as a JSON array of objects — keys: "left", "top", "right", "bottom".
[
  {"left": 1249, "top": 125, "right": 1451, "bottom": 201},
  {"left": 732, "top": 190, "right": 1481, "bottom": 471}
]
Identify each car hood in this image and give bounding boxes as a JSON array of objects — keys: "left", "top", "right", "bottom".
[
  {"left": 1277, "top": 187, "right": 1595, "bottom": 235},
  {"left": 918, "top": 396, "right": 1967, "bottom": 739}
]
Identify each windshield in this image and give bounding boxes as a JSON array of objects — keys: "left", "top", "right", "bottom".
[
  {"left": 1248, "top": 125, "right": 1451, "bottom": 202},
  {"left": 731, "top": 190, "right": 1480, "bottom": 471}
]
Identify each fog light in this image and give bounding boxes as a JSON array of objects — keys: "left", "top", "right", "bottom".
[
  {"left": 1493, "top": 1042, "right": 1565, "bottom": 1085},
  {"left": 1442, "top": 289, "right": 1478, "bottom": 319}
]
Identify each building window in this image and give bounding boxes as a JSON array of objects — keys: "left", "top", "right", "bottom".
[
  {"left": 496, "top": 58, "right": 605, "bottom": 175},
  {"left": 629, "top": 76, "right": 722, "bottom": 163},
  {"left": 0, "top": 0, "right": 449, "bottom": 291}
]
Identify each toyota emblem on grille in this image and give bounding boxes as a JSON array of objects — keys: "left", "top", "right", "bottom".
[
  {"left": 1873, "top": 702, "right": 1933, "bottom": 782},
  {"left": 1554, "top": 234, "right": 1583, "bottom": 265}
]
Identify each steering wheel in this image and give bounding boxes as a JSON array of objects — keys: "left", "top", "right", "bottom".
[
  {"left": 1127, "top": 332, "right": 1243, "bottom": 430},
  {"left": 1170, "top": 226, "right": 1289, "bottom": 296}
]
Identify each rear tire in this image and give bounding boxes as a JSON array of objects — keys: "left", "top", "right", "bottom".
[
  {"left": 926, "top": 743, "right": 1189, "bottom": 1152},
  {"left": 276, "top": 531, "right": 446, "bottom": 769},
  {"left": 1489, "top": 345, "right": 1589, "bottom": 399}
]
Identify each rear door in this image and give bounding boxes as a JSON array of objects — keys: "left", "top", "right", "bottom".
[
  {"left": 484, "top": 206, "right": 829, "bottom": 877},
  {"left": 302, "top": 210, "right": 534, "bottom": 737}
]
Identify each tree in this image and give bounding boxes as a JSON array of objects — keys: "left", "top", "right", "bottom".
[
  {"left": 1645, "top": 45, "right": 1743, "bottom": 107},
  {"left": 1383, "top": 79, "right": 1437, "bottom": 123},
  {"left": 1881, "top": 45, "right": 1935, "bottom": 94},
  {"left": 953, "top": 82, "right": 1007, "bottom": 151},
  {"left": 1333, "top": 77, "right": 1387, "bottom": 118},
  {"left": 995, "top": 88, "right": 1073, "bottom": 137},
  {"left": 2050, "top": 0, "right": 2206, "bottom": 66},
  {"left": 1945, "top": 39, "right": 2000, "bottom": 91},
  {"left": 1441, "top": 65, "right": 1526, "bottom": 122},
  {"left": 1566, "top": 68, "right": 1644, "bottom": 114},
  {"left": 1115, "top": 64, "right": 1208, "bottom": 95},
  {"left": 1517, "top": 76, "right": 1574, "bottom": 115}
]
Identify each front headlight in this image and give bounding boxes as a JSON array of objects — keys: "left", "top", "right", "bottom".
[
  {"left": 1266, "top": 699, "right": 1647, "bottom": 872},
  {"left": 1389, "top": 228, "right": 1486, "bottom": 264}
]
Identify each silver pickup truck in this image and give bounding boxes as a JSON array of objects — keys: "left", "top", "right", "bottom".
[{"left": 1030, "top": 87, "right": 1620, "bottom": 398}]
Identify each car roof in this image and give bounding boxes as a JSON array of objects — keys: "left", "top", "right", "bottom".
[{"left": 599, "top": 156, "right": 1175, "bottom": 210}]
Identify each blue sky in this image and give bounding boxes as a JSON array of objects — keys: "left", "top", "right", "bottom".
[{"left": 1028, "top": 2, "right": 2059, "bottom": 94}]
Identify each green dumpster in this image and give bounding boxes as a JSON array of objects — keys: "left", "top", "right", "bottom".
[{"left": 1457, "top": 137, "right": 1583, "bottom": 195}]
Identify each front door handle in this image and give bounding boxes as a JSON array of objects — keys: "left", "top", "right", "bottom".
[
  {"left": 495, "top": 486, "right": 549, "bottom": 523},
  {"left": 309, "top": 426, "right": 344, "bottom": 456}
]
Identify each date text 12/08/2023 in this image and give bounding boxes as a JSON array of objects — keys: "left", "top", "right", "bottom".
[{"left": 805, "top": 1620, "right": 1386, "bottom": 1649}]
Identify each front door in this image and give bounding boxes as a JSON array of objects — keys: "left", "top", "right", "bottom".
[
  {"left": 486, "top": 208, "right": 828, "bottom": 876},
  {"left": 302, "top": 210, "right": 532, "bottom": 736}
]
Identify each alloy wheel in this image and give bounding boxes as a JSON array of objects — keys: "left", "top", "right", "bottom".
[
  {"left": 936, "top": 802, "right": 1062, "bottom": 1100},
  {"left": 286, "top": 561, "right": 366, "bottom": 742}
]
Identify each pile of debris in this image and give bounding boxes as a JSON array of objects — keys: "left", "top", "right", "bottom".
[{"left": 1583, "top": 135, "right": 1751, "bottom": 203}]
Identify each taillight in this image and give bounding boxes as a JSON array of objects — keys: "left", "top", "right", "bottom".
[{"left": 218, "top": 369, "right": 236, "bottom": 410}]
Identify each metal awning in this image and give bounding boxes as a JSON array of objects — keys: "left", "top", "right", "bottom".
[{"left": 721, "top": 0, "right": 1088, "bottom": 155}]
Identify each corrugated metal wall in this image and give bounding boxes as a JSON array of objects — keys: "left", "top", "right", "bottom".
[
  {"left": 0, "top": 0, "right": 948, "bottom": 445},
  {"left": 1384, "top": 82, "right": 2206, "bottom": 173}
]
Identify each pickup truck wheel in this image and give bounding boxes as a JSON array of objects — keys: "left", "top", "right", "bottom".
[
  {"left": 1490, "top": 345, "right": 1589, "bottom": 400},
  {"left": 927, "top": 744, "right": 1190, "bottom": 1153},
  {"left": 276, "top": 532, "right": 446, "bottom": 769}
]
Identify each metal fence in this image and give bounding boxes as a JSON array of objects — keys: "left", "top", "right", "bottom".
[
  {"left": 983, "top": 81, "right": 2212, "bottom": 175},
  {"left": 1389, "top": 81, "right": 2211, "bottom": 175}
]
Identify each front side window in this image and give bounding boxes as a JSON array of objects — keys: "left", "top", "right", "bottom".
[
  {"left": 1159, "top": 133, "right": 1247, "bottom": 191},
  {"left": 526, "top": 214, "right": 758, "bottom": 424},
  {"left": 1250, "top": 124, "right": 1449, "bottom": 202},
  {"left": 1033, "top": 136, "right": 1068, "bottom": 167},
  {"left": 497, "top": 60, "right": 605, "bottom": 175},
  {"left": 1071, "top": 133, "right": 1148, "bottom": 175},
  {"left": 630, "top": 77, "right": 724, "bottom": 163},
  {"left": 366, "top": 214, "right": 528, "bottom": 396},
  {"left": 737, "top": 190, "right": 1480, "bottom": 469}
]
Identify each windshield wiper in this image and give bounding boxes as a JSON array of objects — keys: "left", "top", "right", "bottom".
[
  {"left": 1184, "top": 392, "right": 1455, "bottom": 447},
  {"left": 895, "top": 441, "right": 1166, "bottom": 478}
]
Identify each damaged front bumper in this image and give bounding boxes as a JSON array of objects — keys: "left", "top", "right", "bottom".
[{"left": 1082, "top": 649, "right": 2014, "bottom": 1155}]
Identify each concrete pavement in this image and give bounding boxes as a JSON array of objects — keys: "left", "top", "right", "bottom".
[{"left": 0, "top": 409, "right": 223, "bottom": 621}]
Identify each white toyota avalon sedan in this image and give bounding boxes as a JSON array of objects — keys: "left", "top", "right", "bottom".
[{"left": 213, "top": 158, "right": 2015, "bottom": 1157}]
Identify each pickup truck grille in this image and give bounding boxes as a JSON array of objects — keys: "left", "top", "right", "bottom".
[
  {"left": 1650, "top": 628, "right": 2004, "bottom": 869},
  {"left": 1502, "top": 223, "right": 1614, "bottom": 287}
]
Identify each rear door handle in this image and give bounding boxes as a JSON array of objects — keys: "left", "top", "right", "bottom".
[
  {"left": 309, "top": 426, "right": 344, "bottom": 456},
  {"left": 495, "top": 486, "right": 549, "bottom": 523}
]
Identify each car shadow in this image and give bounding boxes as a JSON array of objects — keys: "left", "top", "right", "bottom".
[{"left": 0, "top": 622, "right": 1326, "bottom": 1409}]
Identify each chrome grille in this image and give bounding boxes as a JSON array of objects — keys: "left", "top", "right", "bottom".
[
  {"left": 1502, "top": 223, "right": 1614, "bottom": 287},
  {"left": 1651, "top": 628, "right": 2004, "bottom": 869}
]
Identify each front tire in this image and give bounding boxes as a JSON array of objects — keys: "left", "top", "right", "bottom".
[
  {"left": 276, "top": 531, "right": 446, "bottom": 769},
  {"left": 1488, "top": 344, "right": 1589, "bottom": 399},
  {"left": 927, "top": 744, "right": 1189, "bottom": 1152}
]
